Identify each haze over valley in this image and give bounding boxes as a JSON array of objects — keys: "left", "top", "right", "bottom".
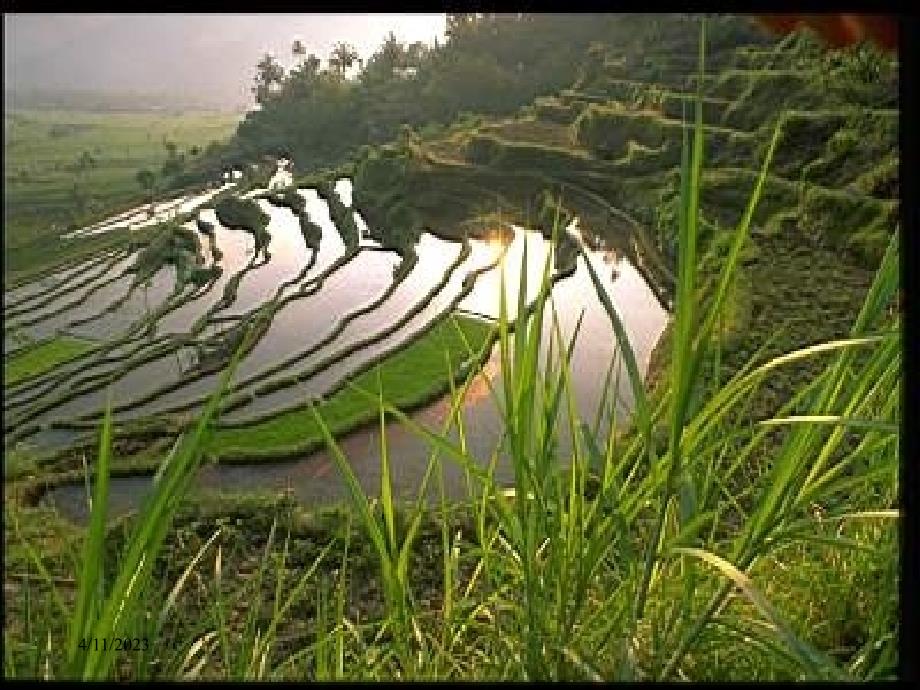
[{"left": 4, "top": 13, "right": 446, "bottom": 111}]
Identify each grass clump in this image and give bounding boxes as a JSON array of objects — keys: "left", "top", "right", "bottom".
[
  {"left": 465, "top": 132, "right": 593, "bottom": 173},
  {"left": 851, "top": 154, "right": 898, "bottom": 200},
  {"left": 719, "top": 69, "right": 821, "bottom": 129},
  {"left": 276, "top": 188, "right": 307, "bottom": 214},
  {"left": 260, "top": 186, "right": 307, "bottom": 215},
  {"left": 799, "top": 110, "right": 898, "bottom": 190},
  {"left": 130, "top": 221, "right": 202, "bottom": 283},
  {"left": 214, "top": 197, "right": 271, "bottom": 254},
  {"left": 187, "top": 264, "right": 223, "bottom": 288},
  {"left": 798, "top": 185, "right": 897, "bottom": 264}
]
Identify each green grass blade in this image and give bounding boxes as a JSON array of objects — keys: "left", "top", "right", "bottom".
[
  {"left": 757, "top": 415, "right": 899, "bottom": 435},
  {"left": 377, "top": 368, "right": 397, "bottom": 561},
  {"left": 66, "top": 394, "right": 113, "bottom": 672},
  {"left": 580, "top": 247, "right": 650, "bottom": 443},
  {"left": 309, "top": 402, "right": 394, "bottom": 597},
  {"left": 635, "top": 16, "right": 706, "bottom": 625}
]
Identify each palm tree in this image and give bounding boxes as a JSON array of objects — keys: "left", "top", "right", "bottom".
[
  {"left": 253, "top": 53, "right": 285, "bottom": 104},
  {"left": 291, "top": 38, "right": 308, "bottom": 71},
  {"left": 329, "top": 42, "right": 359, "bottom": 77}
]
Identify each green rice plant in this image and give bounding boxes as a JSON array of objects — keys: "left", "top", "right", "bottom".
[{"left": 4, "top": 336, "right": 99, "bottom": 388}]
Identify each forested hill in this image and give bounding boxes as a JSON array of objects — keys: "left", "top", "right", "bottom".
[
  {"left": 208, "top": 14, "right": 775, "bottom": 171},
  {"left": 185, "top": 11, "right": 897, "bottom": 279}
]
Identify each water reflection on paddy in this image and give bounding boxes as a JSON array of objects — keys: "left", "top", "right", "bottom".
[
  {"left": 334, "top": 177, "right": 353, "bottom": 207},
  {"left": 214, "top": 200, "right": 309, "bottom": 318},
  {"left": 154, "top": 211, "right": 254, "bottom": 336},
  {"left": 126, "top": 248, "right": 402, "bottom": 418},
  {"left": 10, "top": 175, "right": 672, "bottom": 522}
]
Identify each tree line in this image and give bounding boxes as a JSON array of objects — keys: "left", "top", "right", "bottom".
[{"left": 195, "top": 14, "right": 768, "bottom": 175}]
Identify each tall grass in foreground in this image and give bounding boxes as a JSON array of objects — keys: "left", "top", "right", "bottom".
[
  {"left": 9, "top": 19, "right": 898, "bottom": 680},
  {"left": 320, "top": 28, "right": 897, "bottom": 677}
]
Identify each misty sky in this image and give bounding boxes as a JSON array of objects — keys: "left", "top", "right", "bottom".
[{"left": 4, "top": 13, "right": 446, "bottom": 109}]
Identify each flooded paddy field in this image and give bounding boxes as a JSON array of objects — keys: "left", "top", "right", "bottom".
[{"left": 4, "top": 169, "right": 668, "bottom": 522}]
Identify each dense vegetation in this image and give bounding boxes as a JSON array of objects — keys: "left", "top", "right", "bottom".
[
  {"left": 135, "top": 223, "right": 224, "bottom": 292},
  {"left": 214, "top": 197, "right": 271, "bottom": 255},
  {"left": 202, "top": 14, "right": 772, "bottom": 172},
  {"left": 3, "top": 13, "right": 900, "bottom": 682}
]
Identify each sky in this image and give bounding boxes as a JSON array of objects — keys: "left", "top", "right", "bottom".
[{"left": 4, "top": 14, "right": 446, "bottom": 109}]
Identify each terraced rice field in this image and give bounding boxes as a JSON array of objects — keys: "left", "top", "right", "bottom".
[
  {"left": 3, "top": 165, "right": 669, "bottom": 520},
  {"left": 6, "top": 43, "right": 896, "bottom": 525}
]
